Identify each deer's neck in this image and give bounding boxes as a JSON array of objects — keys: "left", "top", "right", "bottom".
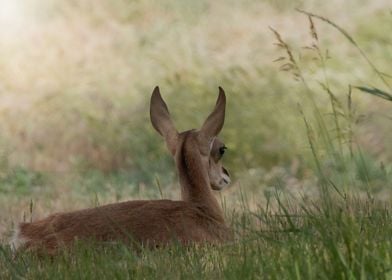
[{"left": 176, "top": 133, "right": 225, "bottom": 223}]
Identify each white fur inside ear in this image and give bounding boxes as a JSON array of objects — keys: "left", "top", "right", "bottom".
[
  {"left": 209, "top": 137, "right": 216, "bottom": 152},
  {"left": 9, "top": 225, "right": 28, "bottom": 251}
]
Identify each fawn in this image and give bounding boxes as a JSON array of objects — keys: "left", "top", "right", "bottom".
[{"left": 11, "top": 86, "right": 232, "bottom": 254}]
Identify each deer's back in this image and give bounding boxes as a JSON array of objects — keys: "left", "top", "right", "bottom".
[{"left": 16, "top": 199, "right": 230, "bottom": 253}]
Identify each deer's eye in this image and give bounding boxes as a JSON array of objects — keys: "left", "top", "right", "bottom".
[{"left": 219, "top": 146, "right": 227, "bottom": 156}]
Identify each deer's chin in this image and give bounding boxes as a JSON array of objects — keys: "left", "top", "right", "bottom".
[{"left": 211, "top": 184, "right": 228, "bottom": 191}]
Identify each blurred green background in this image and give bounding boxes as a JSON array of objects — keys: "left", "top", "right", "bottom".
[{"left": 0, "top": 0, "right": 391, "bottom": 235}]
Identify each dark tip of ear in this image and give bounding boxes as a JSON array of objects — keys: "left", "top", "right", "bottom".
[
  {"left": 151, "top": 86, "right": 163, "bottom": 103},
  {"left": 217, "top": 87, "right": 226, "bottom": 105},
  {"left": 152, "top": 86, "right": 160, "bottom": 95},
  {"left": 218, "top": 87, "right": 226, "bottom": 98}
]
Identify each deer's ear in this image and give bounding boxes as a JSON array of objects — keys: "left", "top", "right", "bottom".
[
  {"left": 150, "top": 86, "right": 178, "bottom": 155},
  {"left": 200, "top": 87, "right": 226, "bottom": 141}
]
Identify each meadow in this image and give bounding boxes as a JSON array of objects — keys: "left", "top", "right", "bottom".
[{"left": 0, "top": 0, "right": 391, "bottom": 278}]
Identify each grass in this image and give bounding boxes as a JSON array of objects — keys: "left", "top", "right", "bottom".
[
  {"left": 0, "top": 0, "right": 391, "bottom": 279},
  {"left": 0, "top": 195, "right": 391, "bottom": 279}
]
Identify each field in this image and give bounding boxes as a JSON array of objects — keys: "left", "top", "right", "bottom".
[{"left": 0, "top": 0, "right": 391, "bottom": 279}]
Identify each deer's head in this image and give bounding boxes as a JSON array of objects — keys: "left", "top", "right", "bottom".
[{"left": 150, "top": 87, "right": 231, "bottom": 191}]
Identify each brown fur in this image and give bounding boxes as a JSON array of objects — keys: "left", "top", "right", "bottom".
[{"left": 13, "top": 87, "right": 232, "bottom": 254}]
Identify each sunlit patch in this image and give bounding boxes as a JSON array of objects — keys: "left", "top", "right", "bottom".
[{"left": 0, "top": 0, "right": 25, "bottom": 31}]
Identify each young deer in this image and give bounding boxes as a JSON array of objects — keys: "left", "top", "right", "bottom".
[{"left": 11, "top": 87, "right": 232, "bottom": 254}]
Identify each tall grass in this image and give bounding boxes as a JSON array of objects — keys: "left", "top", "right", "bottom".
[{"left": 0, "top": 194, "right": 391, "bottom": 279}]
